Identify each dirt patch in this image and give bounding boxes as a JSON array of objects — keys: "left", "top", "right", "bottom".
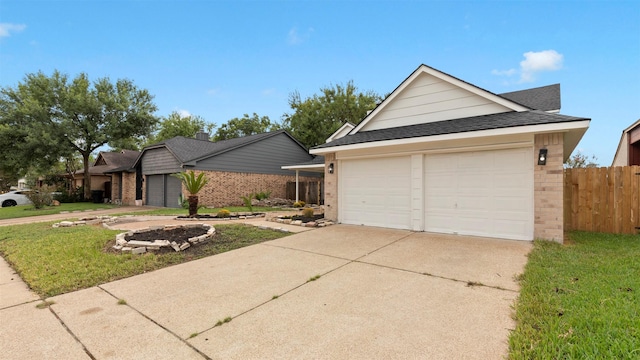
[
  {"left": 279, "top": 214, "right": 325, "bottom": 223},
  {"left": 125, "top": 227, "right": 207, "bottom": 243}
]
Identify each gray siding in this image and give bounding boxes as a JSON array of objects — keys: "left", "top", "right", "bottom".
[
  {"left": 194, "top": 133, "right": 318, "bottom": 176},
  {"left": 141, "top": 148, "right": 181, "bottom": 175}
]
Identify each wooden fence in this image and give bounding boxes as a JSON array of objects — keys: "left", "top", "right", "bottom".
[
  {"left": 564, "top": 166, "right": 640, "bottom": 234},
  {"left": 286, "top": 181, "right": 324, "bottom": 205}
]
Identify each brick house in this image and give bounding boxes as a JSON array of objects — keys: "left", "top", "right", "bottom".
[
  {"left": 310, "top": 64, "right": 590, "bottom": 243},
  {"left": 131, "top": 130, "right": 321, "bottom": 208},
  {"left": 73, "top": 150, "right": 140, "bottom": 203}
]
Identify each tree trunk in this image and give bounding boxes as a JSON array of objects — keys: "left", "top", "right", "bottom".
[
  {"left": 188, "top": 195, "right": 199, "bottom": 217},
  {"left": 83, "top": 152, "right": 92, "bottom": 200}
]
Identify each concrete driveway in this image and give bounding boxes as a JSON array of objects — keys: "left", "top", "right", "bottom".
[{"left": 1, "top": 224, "right": 531, "bottom": 359}]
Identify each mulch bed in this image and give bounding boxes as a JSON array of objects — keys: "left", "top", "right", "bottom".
[
  {"left": 280, "top": 214, "right": 325, "bottom": 223},
  {"left": 124, "top": 227, "right": 208, "bottom": 243}
]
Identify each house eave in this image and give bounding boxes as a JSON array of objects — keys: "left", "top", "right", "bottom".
[{"left": 311, "top": 120, "right": 591, "bottom": 155}]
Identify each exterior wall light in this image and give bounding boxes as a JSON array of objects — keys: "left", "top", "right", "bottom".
[
  {"left": 538, "top": 148, "right": 548, "bottom": 165},
  {"left": 328, "top": 163, "right": 334, "bottom": 174}
]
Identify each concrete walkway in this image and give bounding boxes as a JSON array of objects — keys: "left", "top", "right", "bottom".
[
  {"left": 1, "top": 223, "right": 532, "bottom": 359},
  {"left": 0, "top": 206, "right": 152, "bottom": 227}
]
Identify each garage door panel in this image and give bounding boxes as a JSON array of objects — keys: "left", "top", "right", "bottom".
[
  {"left": 146, "top": 175, "right": 164, "bottom": 207},
  {"left": 425, "top": 148, "right": 533, "bottom": 240},
  {"left": 341, "top": 157, "right": 411, "bottom": 229}
]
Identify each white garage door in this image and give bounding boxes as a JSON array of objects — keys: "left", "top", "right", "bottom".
[
  {"left": 341, "top": 156, "right": 411, "bottom": 229},
  {"left": 424, "top": 148, "right": 533, "bottom": 240}
]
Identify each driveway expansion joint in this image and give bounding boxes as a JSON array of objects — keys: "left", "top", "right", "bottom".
[
  {"left": 98, "top": 285, "right": 211, "bottom": 359},
  {"left": 46, "top": 303, "right": 97, "bottom": 360}
]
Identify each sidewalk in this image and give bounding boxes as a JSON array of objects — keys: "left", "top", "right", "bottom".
[{"left": 0, "top": 206, "right": 152, "bottom": 227}]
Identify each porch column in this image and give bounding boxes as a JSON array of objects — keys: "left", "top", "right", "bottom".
[{"left": 295, "top": 170, "right": 299, "bottom": 203}]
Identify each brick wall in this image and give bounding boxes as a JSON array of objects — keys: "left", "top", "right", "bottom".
[
  {"left": 121, "top": 172, "right": 137, "bottom": 205},
  {"left": 323, "top": 153, "right": 337, "bottom": 221},
  {"left": 191, "top": 170, "right": 320, "bottom": 207},
  {"left": 110, "top": 174, "right": 121, "bottom": 203},
  {"left": 534, "top": 133, "right": 564, "bottom": 243}
]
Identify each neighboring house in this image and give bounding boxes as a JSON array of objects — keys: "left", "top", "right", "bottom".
[
  {"left": 74, "top": 150, "right": 140, "bottom": 202},
  {"left": 132, "top": 130, "right": 320, "bottom": 208},
  {"left": 612, "top": 119, "right": 640, "bottom": 166},
  {"left": 310, "top": 64, "right": 590, "bottom": 243}
]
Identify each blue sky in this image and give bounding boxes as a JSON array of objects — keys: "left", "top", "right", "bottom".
[{"left": 1, "top": 0, "right": 638, "bottom": 165}]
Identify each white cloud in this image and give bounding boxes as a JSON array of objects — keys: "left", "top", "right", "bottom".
[
  {"left": 288, "top": 26, "right": 314, "bottom": 45},
  {"left": 520, "top": 50, "right": 563, "bottom": 82},
  {"left": 491, "top": 49, "right": 564, "bottom": 83},
  {"left": 0, "top": 23, "right": 26, "bottom": 37},
  {"left": 176, "top": 109, "right": 191, "bottom": 118}
]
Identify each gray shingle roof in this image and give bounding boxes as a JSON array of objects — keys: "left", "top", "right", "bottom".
[
  {"left": 313, "top": 110, "right": 588, "bottom": 150},
  {"left": 142, "top": 130, "right": 304, "bottom": 165},
  {"left": 499, "top": 84, "right": 560, "bottom": 111}
]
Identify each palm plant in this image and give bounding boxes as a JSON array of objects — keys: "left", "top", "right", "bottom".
[{"left": 172, "top": 171, "right": 209, "bottom": 217}]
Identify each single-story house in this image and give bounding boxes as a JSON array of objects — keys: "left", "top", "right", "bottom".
[
  {"left": 310, "top": 64, "right": 590, "bottom": 243},
  {"left": 612, "top": 119, "right": 640, "bottom": 166},
  {"left": 132, "top": 130, "right": 321, "bottom": 208},
  {"left": 74, "top": 149, "right": 140, "bottom": 202}
]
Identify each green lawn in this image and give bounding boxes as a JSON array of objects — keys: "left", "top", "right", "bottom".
[
  {"left": 0, "top": 222, "right": 290, "bottom": 298},
  {"left": 0, "top": 203, "right": 117, "bottom": 220},
  {"left": 510, "top": 231, "right": 640, "bottom": 359}
]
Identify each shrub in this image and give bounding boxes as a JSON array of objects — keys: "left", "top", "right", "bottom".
[
  {"left": 241, "top": 194, "right": 254, "bottom": 212},
  {"left": 217, "top": 209, "right": 231, "bottom": 218},
  {"left": 254, "top": 190, "right": 272, "bottom": 201},
  {"left": 53, "top": 187, "right": 84, "bottom": 203},
  {"left": 25, "top": 185, "right": 53, "bottom": 209},
  {"left": 293, "top": 201, "right": 305, "bottom": 208},
  {"left": 302, "top": 207, "right": 314, "bottom": 218}
]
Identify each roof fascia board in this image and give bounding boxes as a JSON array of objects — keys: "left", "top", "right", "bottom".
[
  {"left": 310, "top": 120, "right": 590, "bottom": 155},
  {"left": 281, "top": 164, "right": 325, "bottom": 170},
  {"left": 351, "top": 64, "right": 531, "bottom": 134}
]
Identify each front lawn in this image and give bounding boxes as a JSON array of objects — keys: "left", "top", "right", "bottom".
[
  {"left": 0, "top": 222, "right": 290, "bottom": 298},
  {"left": 0, "top": 203, "right": 117, "bottom": 220},
  {"left": 510, "top": 231, "right": 640, "bottom": 359}
]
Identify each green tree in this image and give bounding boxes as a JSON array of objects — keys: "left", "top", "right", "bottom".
[
  {"left": 564, "top": 151, "right": 599, "bottom": 168},
  {"left": 213, "top": 113, "right": 279, "bottom": 141},
  {"left": 282, "top": 81, "right": 383, "bottom": 148},
  {"left": 152, "top": 111, "right": 215, "bottom": 143},
  {"left": 172, "top": 171, "right": 209, "bottom": 216},
  {"left": 0, "top": 70, "right": 158, "bottom": 200}
]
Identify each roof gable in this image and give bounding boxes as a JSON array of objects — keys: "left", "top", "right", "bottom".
[
  {"left": 353, "top": 64, "right": 530, "bottom": 133},
  {"left": 326, "top": 122, "right": 355, "bottom": 143},
  {"left": 92, "top": 149, "right": 141, "bottom": 173}
]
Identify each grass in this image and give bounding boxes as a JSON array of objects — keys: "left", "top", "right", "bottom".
[
  {"left": 0, "top": 203, "right": 117, "bottom": 220},
  {"left": 0, "top": 222, "right": 291, "bottom": 298},
  {"left": 509, "top": 231, "right": 640, "bottom": 359}
]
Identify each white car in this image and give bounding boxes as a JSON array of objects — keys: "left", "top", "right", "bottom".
[{"left": 0, "top": 190, "right": 33, "bottom": 207}]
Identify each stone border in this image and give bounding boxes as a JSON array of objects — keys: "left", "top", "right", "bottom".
[
  {"left": 113, "top": 224, "right": 215, "bottom": 254},
  {"left": 268, "top": 215, "right": 334, "bottom": 228},
  {"left": 52, "top": 215, "right": 120, "bottom": 228}
]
